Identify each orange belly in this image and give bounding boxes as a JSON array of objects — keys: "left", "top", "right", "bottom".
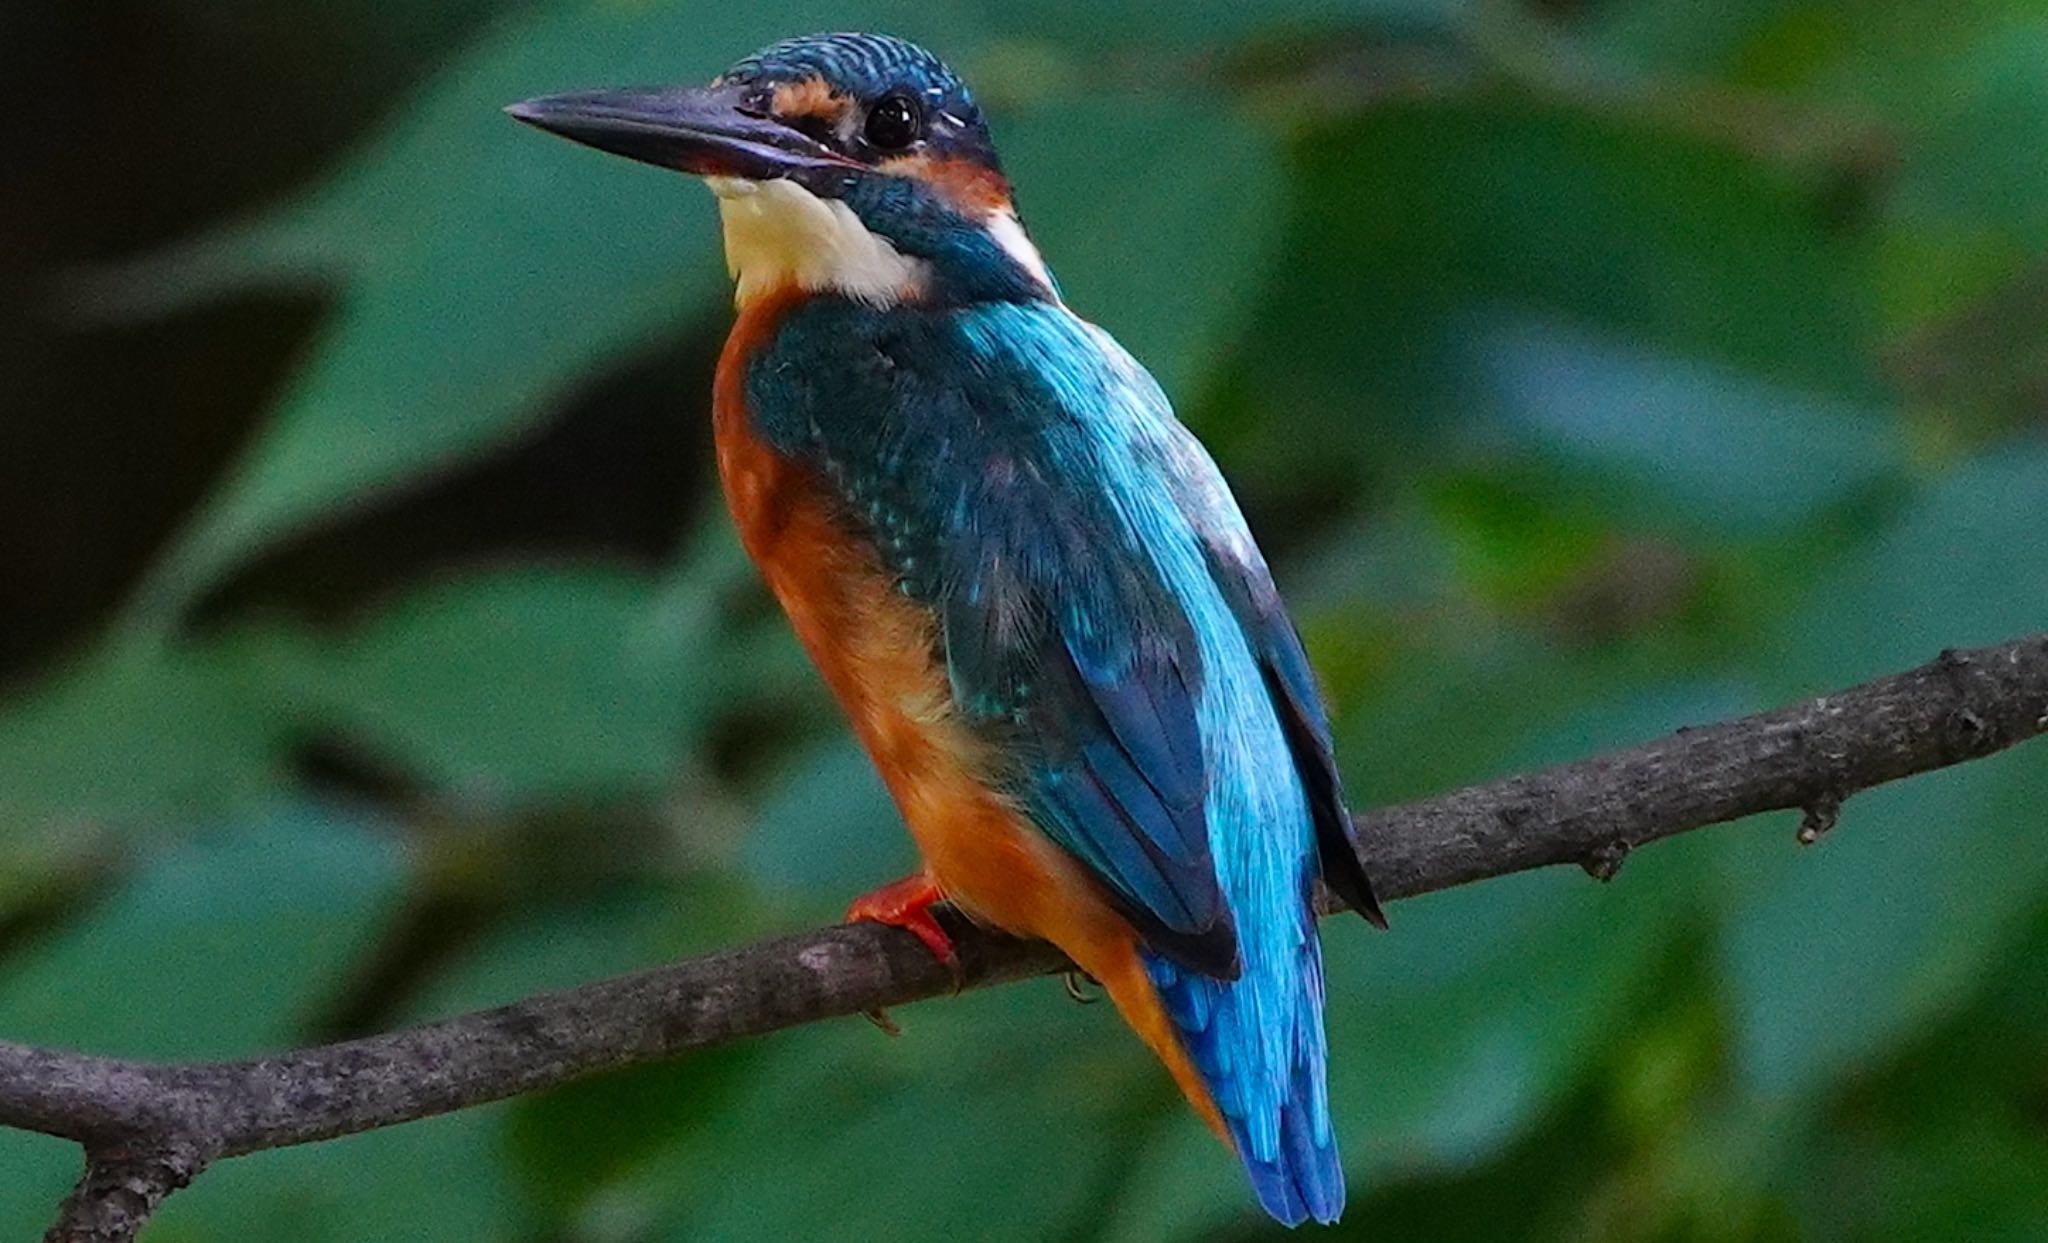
[{"left": 713, "top": 290, "right": 1223, "bottom": 1136}]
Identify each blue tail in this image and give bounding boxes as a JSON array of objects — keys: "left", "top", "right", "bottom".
[{"left": 1145, "top": 923, "right": 1343, "bottom": 1227}]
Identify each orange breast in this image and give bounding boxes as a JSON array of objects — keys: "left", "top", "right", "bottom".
[
  {"left": 713, "top": 290, "right": 1223, "bottom": 1137},
  {"left": 713, "top": 288, "right": 1043, "bottom": 923}
]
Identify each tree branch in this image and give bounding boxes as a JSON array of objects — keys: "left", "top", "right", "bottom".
[
  {"left": 44, "top": 1145, "right": 205, "bottom": 1243},
  {"left": 7, "top": 634, "right": 2047, "bottom": 1241}
]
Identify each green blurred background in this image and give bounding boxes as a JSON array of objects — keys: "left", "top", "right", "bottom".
[{"left": 3, "top": 0, "right": 2045, "bottom": 1239}]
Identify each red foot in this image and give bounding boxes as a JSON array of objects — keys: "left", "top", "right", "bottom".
[{"left": 846, "top": 873, "right": 958, "bottom": 969}]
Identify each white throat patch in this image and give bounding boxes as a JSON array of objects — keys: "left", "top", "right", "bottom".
[{"left": 706, "top": 177, "right": 930, "bottom": 307}]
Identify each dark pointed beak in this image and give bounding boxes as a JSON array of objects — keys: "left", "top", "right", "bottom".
[{"left": 505, "top": 84, "right": 855, "bottom": 181}]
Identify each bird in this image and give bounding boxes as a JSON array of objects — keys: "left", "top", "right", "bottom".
[{"left": 508, "top": 32, "right": 1384, "bottom": 1227}]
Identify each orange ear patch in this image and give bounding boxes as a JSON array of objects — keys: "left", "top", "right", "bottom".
[
  {"left": 878, "top": 153, "right": 1013, "bottom": 214},
  {"left": 771, "top": 77, "right": 852, "bottom": 129}
]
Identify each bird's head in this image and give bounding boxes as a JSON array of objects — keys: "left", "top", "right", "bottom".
[{"left": 508, "top": 32, "right": 1053, "bottom": 307}]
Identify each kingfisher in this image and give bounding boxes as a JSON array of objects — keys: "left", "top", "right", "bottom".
[{"left": 509, "top": 32, "right": 1383, "bottom": 1226}]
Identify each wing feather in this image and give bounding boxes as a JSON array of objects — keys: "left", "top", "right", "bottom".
[{"left": 745, "top": 297, "right": 1373, "bottom": 972}]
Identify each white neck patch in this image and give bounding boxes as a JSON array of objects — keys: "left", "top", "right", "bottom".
[
  {"left": 986, "top": 209, "right": 1056, "bottom": 297},
  {"left": 707, "top": 177, "right": 930, "bottom": 308}
]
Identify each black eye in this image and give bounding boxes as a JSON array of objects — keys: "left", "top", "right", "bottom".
[{"left": 863, "top": 93, "right": 922, "bottom": 150}]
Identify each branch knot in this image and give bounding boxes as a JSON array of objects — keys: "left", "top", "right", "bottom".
[{"left": 46, "top": 1140, "right": 209, "bottom": 1243}]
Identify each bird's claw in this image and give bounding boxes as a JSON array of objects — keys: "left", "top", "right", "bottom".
[
  {"left": 846, "top": 873, "right": 963, "bottom": 1034},
  {"left": 1062, "top": 970, "right": 1101, "bottom": 1004}
]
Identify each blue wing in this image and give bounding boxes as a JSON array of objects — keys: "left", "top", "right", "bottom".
[
  {"left": 747, "top": 297, "right": 1257, "bottom": 971},
  {"left": 941, "top": 500, "right": 1239, "bottom": 973},
  {"left": 1189, "top": 528, "right": 1385, "bottom": 926}
]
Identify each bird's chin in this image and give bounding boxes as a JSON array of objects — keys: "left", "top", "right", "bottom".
[
  {"left": 711, "top": 177, "right": 930, "bottom": 309},
  {"left": 704, "top": 176, "right": 760, "bottom": 200}
]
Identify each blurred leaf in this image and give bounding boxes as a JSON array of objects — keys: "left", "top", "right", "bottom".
[
  {"left": 0, "top": 563, "right": 724, "bottom": 823},
  {"left": 0, "top": 1133, "right": 77, "bottom": 1243},
  {"left": 121, "top": 0, "right": 1310, "bottom": 625},
  {"left": 117, "top": 0, "right": 947, "bottom": 622},
  {"left": 1871, "top": 219, "right": 2029, "bottom": 334},
  {"left": 1886, "top": 260, "right": 2048, "bottom": 443},
  {"left": 740, "top": 740, "right": 903, "bottom": 906},
  {"left": 1794, "top": 913, "right": 2048, "bottom": 1242},
  {"left": 0, "top": 811, "right": 448, "bottom": 1243},
  {"left": 1333, "top": 860, "right": 1691, "bottom": 1169},
  {"left": 1718, "top": 441, "right": 2048, "bottom": 1099},
  {"left": 1211, "top": 95, "right": 1882, "bottom": 505},
  {"left": 1333, "top": 632, "right": 1569, "bottom": 804},
  {"left": 1422, "top": 467, "right": 1614, "bottom": 609},
  {"left": 150, "top": 1110, "right": 522, "bottom": 1243},
  {"left": 165, "top": 0, "right": 513, "bottom": 75},
  {"left": 1474, "top": 315, "right": 1904, "bottom": 540},
  {"left": 298, "top": 566, "right": 709, "bottom": 801},
  {"left": 405, "top": 882, "right": 771, "bottom": 1224},
  {"left": 0, "top": 636, "right": 284, "bottom": 825},
  {"left": 1844, "top": 1126, "right": 2048, "bottom": 1243},
  {"left": 1331, "top": 629, "right": 1735, "bottom": 806},
  {"left": 1718, "top": 753, "right": 2047, "bottom": 1101},
  {"left": 0, "top": 804, "right": 406, "bottom": 1057},
  {"left": 0, "top": 823, "right": 102, "bottom": 922},
  {"left": 1580, "top": 0, "right": 2018, "bottom": 98},
  {"left": 969, "top": 0, "right": 1475, "bottom": 56},
  {"left": 1574, "top": 0, "right": 1789, "bottom": 76},
  {"left": 507, "top": 1049, "right": 759, "bottom": 1224},
  {"left": 409, "top": 880, "right": 773, "bottom": 1022},
  {"left": 1849, "top": 909, "right": 2048, "bottom": 1131},
  {"left": 1578, "top": 4, "right": 2048, "bottom": 281},
  {"left": 1770, "top": 440, "right": 2048, "bottom": 675},
  {"left": 1901, "top": 21, "right": 2048, "bottom": 249},
  {"left": 624, "top": 980, "right": 1168, "bottom": 1243},
  {"left": 1005, "top": 97, "right": 1283, "bottom": 398}
]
